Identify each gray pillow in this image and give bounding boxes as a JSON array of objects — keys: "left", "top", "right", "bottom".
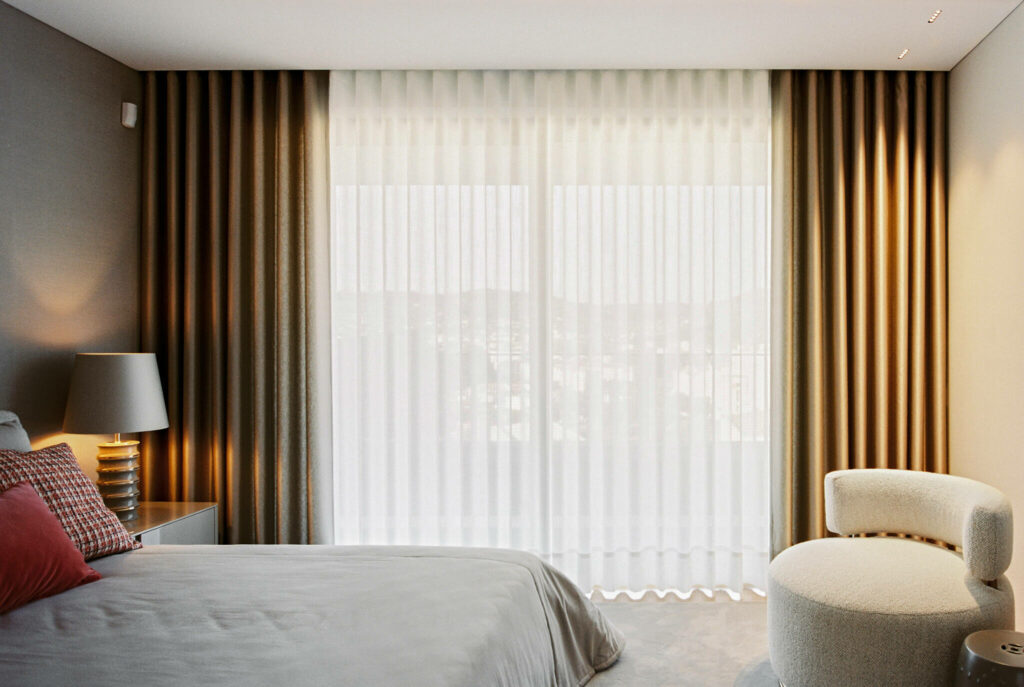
[{"left": 0, "top": 411, "right": 32, "bottom": 452}]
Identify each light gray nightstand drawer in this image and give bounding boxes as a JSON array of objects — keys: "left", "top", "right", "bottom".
[{"left": 138, "top": 507, "right": 217, "bottom": 545}]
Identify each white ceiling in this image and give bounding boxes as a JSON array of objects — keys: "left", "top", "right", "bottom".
[{"left": 7, "top": 0, "right": 1023, "bottom": 72}]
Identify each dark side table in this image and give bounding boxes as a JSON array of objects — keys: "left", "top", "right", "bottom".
[{"left": 956, "top": 630, "right": 1024, "bottom": 686}]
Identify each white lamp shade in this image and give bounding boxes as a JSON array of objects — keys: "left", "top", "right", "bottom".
[{"left": 63, "top": 353, "right": 169, "bottom": 435}]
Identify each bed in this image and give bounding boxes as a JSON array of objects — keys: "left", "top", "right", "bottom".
[
  {"left": 0, "top": 544, "right": 624, "bottom": 686},
  {"left": 0, "top": 409, "right": 622, "bottom": 685}
]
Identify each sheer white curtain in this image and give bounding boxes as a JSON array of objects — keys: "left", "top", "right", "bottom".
[{"left": 329, "top": 70, "right": 771, "bottom": 595}]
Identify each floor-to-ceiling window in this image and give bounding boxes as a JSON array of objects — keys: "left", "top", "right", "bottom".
[{"left": 328, "top": 70, "right": 771, "bottom": 595}]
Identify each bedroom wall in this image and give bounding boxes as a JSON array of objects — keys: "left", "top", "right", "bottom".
[
  {"left": 0, "top": 1, "right": 142, "bottom": 476},
  {"left": 949, "top": 1, "right": 1024, "bottom": 629}
]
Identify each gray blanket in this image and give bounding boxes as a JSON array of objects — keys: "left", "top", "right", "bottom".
[{"left": 0, "top": 545, "right": 624, "bottom": 686}]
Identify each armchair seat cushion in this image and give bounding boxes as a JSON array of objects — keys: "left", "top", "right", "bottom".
[
  {"left": 768, "top": 537, "right": 1014, "bottom": 687},
  {"left": 772, "top": 537, "right": 1009, "bottom": 615}
]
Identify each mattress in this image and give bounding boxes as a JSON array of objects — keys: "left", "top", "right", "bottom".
[{"left": 0, "top": 545, "right": 624, "bottom": 686}]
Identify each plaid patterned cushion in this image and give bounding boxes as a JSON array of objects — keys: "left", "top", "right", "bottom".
[{"left": 0, "top": 443, "right": 140, "bottom": 560}]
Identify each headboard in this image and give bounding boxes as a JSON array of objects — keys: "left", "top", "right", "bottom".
[{"left": 0, "top": 410, "right": 32, "bottom": 451}]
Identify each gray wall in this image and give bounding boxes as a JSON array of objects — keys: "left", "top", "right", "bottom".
[
  {"left": 0, "top": 1, "right": 141, "bottom": 461},
  {"left": 949, "top": 2, "right": 1024, "bottom": 628}
]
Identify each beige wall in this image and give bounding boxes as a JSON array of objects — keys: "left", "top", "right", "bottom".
[
  {"left": 949, "top": 2, "right": 1024, "bottom": 628},
  {"left": 0, "top": 1, "right": 142, "bottom": 476}
]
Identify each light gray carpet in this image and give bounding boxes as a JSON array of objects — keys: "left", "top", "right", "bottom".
[{"left": 590, "top": 599, "right": 778, "bottom": 687}]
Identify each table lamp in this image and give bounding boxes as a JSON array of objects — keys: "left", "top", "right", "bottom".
[{"left": 63, "top": 353, "right": 169, "bottom": 521}]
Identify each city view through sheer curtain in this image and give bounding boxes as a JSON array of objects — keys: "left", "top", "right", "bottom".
[{"left": 329, "top": 70, "right": 771, "bottom": 595}]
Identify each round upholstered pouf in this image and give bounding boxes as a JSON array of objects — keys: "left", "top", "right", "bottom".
[
  {"left": 956, "top": 630, "right": 1024, "bottom": 686},
  {"left": 767, "top": 537, "right": 1015, "bottom": 687}
]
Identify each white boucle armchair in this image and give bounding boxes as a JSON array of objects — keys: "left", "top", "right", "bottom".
[{"left": 767, "top": 469, "right": 1015, "bottom": 687}]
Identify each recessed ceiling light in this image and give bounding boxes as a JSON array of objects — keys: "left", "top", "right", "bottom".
[
  {"left": 898, "top": 48, "right": 910, "bottom": 60},
  {"left": 928, "top": 9, "right": 943, "bottom": 23}
]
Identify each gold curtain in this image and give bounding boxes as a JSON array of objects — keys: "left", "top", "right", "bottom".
[
  {"left": 140, "top": 71, "right": 333, "bottom": 545},
  {"left": 771, "top": 70, "right": 948, "bottom": 554}
]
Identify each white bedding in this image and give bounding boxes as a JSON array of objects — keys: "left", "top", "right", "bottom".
[{"left": 0, "top": 545, "right": 624, "bottom": 686}]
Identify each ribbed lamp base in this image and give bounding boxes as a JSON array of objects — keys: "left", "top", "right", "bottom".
[{"left": 95, "top": 440, "right": 141, "bottom": 522}]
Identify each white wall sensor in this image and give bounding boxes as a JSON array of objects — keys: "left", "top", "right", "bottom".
[{"left": 121, "top": 102, "right": 138, "bottom": 129}]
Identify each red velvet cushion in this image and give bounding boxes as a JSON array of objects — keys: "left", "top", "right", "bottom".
[
  {"left": 0, "top": 443, "right": 140, "bottom": 560},
  {"left": 0, "top": 481, "right": 101, "bottom": 614}
]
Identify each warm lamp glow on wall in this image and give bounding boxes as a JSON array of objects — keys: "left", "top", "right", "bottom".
[{"left": 63, "top": 353, "right": 169, "bottom": 521}]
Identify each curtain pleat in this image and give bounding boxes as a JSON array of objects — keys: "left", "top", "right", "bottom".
[
  {"left": 771, "top": 70, "right": 947, "bottom": 554},
  {"left": 141, "top": 70, "right": 333, "bottom": 545},
  {"left": 330, "top": 70, "right": 772, "bottom": 593}
]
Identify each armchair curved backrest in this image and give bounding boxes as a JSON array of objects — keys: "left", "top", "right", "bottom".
[{"left": 825, "top": 469, "right": 1013, "bottom": 581}]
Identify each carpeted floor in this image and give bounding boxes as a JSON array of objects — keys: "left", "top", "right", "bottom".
[{"left": 590, "top": 598, "right": 779, "bottom": 687}]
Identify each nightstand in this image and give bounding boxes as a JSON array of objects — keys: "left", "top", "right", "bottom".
[{"left": 125, "top": 501, "right": 219, "bottom": 545}]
